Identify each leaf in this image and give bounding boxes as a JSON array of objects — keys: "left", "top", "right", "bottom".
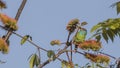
[
  {"left": 102, "top": 30, "right": 108, "bottom": 43},
  {"left": 90, "top": 23, "right": 101, "bottom": 33},
  {"left": 87, "top": 65, "right": 91, "bottom": 68},
  {"left": 96, "top": 64, "right": 104, "bottom": 68},
  {"left": 112, "top": 29, "right": 119, "bottom": 36},
  {"left": 116, "top": 2, "right": 120, "bottom": 15},
  {"left": 106, "top": 29, "right": 114, "bottom": 42},
  {"left": 34, "top": 54, "right": 40, "bottom": 67},
  {"left": 61, "top": 61, "right": 66, "bottom": 68},
  {"left": 29, "top": 54, "right": 40, "bottom": 68},
  {"left": 47, "top": 50, "right": 55, "bottom": 59},
  {"left": 81, "top": 22, "right": 88, "bottom": 26},
  {"left": 29, "top": 54, "right": 36, "bottom": 68},
  {"left": 75, "top": 64, "right": 79, "bottom": 68},
  {"left": 61, "top": 60, "right": 72, "bottom": 68},
  {"left": 95, "top": 35, "right": 101, "bottom": 42},
  {"left": 21, "top": 35, "right": 29, "bottom": 45}
]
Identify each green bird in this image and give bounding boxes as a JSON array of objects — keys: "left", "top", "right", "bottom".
[{"left": 73, "top": 28, "right": 87, "bottom": 50}]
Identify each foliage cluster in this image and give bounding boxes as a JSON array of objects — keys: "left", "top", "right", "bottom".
[{"left": 0, "top": 0, "right": 120, "bottom": 68}]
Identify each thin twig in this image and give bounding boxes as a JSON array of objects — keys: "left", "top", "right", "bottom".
[
  {"left": 66, "top": 32, "right": 72, "bottom": 62},
  {"left": 66, "top": 51, "right": 70, "bottom": 62},
  {"left": 38, "top": 48, "right": 41, "bottom": 64},
  {"left": 70, "top": 41, "right": 73, "bottom": 62},
  {"left": 0, "top": 25, "right": 65, "bottom": 67},
  {"left": 38, "top": 46, "right": 69, "bottom": 68},
  {"left": 13, "top": 32, "right": 48, "bottom": 52},
  {"left": 99, "top": 52, "right": 116, "bottom": 59}
]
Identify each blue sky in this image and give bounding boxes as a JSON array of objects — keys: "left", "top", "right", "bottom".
[{"left": 0, "top": 0, "right": 120, "bottom": 68}]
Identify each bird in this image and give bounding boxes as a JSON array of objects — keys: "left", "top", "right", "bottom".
[{"left": 73, "top": 28, "right": 87, "bottom": 51}]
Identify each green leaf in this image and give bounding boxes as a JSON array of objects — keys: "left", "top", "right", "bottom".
[
  {"left": 81, "top": 22, "right": 88, "bottom": 26},
  {"left": 116, "top": 2, "right": 120, "bottom": 15},
  {"left": 21, "top": 35, "right": 32, "bottom": 45},
  {"left": 29, "top": 54, "right": 40, "bottom": 68},
  {"left": 96, "top": 64, "right": 104, "bottom": 68},
  {"left": 90, "top": 23, "right": 101, "bottom": 33},
  {"left": 95, "top": 35, "right": 101, "bottom": 42},
  {"left": 61, "top": 61, "right": 66, "bottom": 68},
  {"left": 34, "top": 54, "right": 40, "bottom": 67},
  {"left": 47, "top": 50, "right": 55, "bottom": 59},
  {"left": 102, "top": 29, "right": 108, "bottom": 43},
  {"left": 61, "top": 60, "right": 68, "bottom": 68},
  {"left": 112, "top": 29, "right": 119, "bottom": 36},
  {"left": 21, "top": 35, "right": 30, "bottom": 45},
  {"left": 106, "top": 29, "right": 114, "bottom": 42},
  {"left": 75, "top": 64, "right": 79, "bottom": 68},
  {"left": 87, "top": 65, "right": 91, "bottom": 68},
  {"left": 29, "top": 54, "right": 36, "bottom": 68}
]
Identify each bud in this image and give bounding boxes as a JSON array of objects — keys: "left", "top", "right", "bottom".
[
  {"left": 0, "top": 13, "right": 18, "bottom": 30},
  {"left": 0, "top": 38, "right": 9, "bottom": 54},
  {"left": 66, "top": 19, "right": 79, "bottom": 33},
  {"left": 50, "top": 40, "right": 61, "bottom": 46},
  {"left": 0, "top": 1, "right": 7, "bottom": 9}
]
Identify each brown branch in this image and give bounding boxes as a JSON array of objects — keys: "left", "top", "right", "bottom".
[
  {"left": 38, "top": 48, "right": 41, "bottom": 64},
  {"left": 66, "top": 51, "right": 71, "bottom": 62},
  {"left": 0, "top": 25, "right": 48, "bottom": 52},
  {"left": 38, "top": 46, "right": 69, "bottom": 68},
  {"left": 0, "top": 24, "right": 64, "bottom": 62},
  {"left": 15, "top": 0, "right": 27, "bottom": 21},
  {"left": 4, "top": 0, "right": 27, "bottom": 42},
  {"left": 12, "top": 32, "right": 48, "bottom": 52},
  {"left": 99, "top": 52, "right": 116, "bottom": 59},
  {"left": 70, "top": 41, "right": 73, "bottom": 62},
  {"left": 66, "top": 32, "right": 72, "bottom": 63}
]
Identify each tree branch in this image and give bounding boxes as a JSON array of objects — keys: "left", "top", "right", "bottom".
[
  {"left": 13, "top": 31, "right": 48, "bottom": 52},
  {"left": 38, "top": 46, "right": 69, "bottom": 68},
  {"left": 15, "top": 0, "right": 27, "bottom": 21},
  {"left": 4, "top": 0, "right": 27, "bottom": 42}
]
